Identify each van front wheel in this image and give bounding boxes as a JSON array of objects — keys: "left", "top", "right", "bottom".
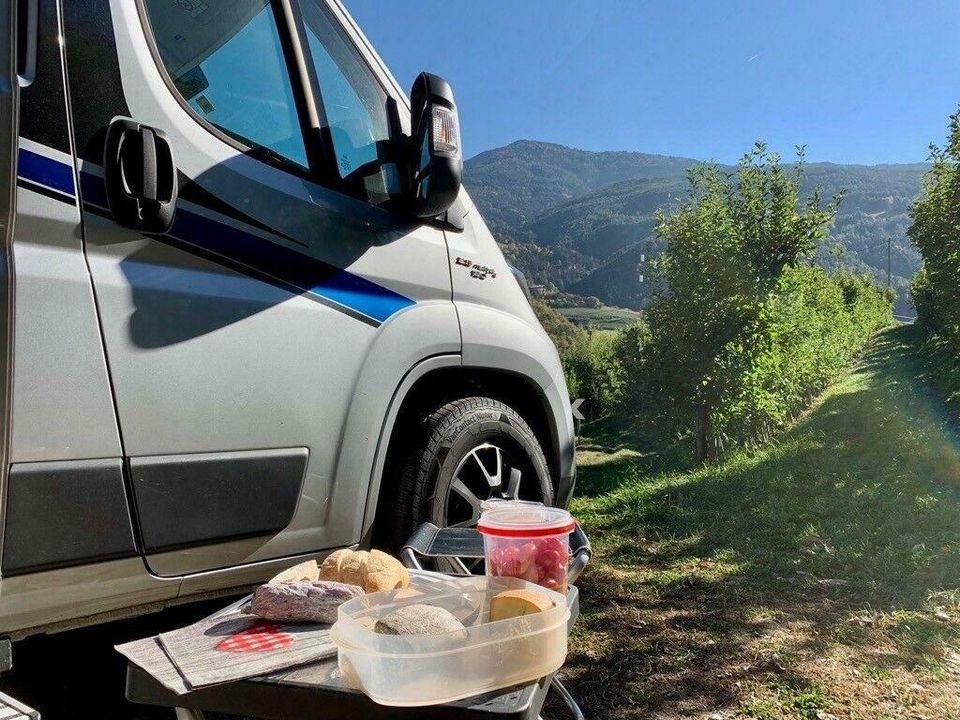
[{"left": 390, "top": 397, "right": 553, "bottom": 550}]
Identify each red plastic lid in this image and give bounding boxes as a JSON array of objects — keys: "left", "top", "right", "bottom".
[{"left": 477, "top": 503, "right": 575, "bottom": 538}]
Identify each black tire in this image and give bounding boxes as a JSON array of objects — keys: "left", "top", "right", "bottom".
[{"left": 390, "top": 397, "right": 553, "bottom": 550}]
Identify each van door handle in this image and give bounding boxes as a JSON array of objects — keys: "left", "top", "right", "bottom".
[{"left": 103, "top": 118, "right": 178, "bottom": 234}]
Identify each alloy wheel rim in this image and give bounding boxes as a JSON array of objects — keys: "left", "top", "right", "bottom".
[
  {"left": 445, "top": 442, "right": 523, "bottom": 528},
  {"left": 432, "top": 440, "right": 550, "bottom": 529}
]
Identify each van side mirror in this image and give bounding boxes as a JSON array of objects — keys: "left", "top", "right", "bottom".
[{"left": 407, "top": 72, "right": 462, "bottom": 218}]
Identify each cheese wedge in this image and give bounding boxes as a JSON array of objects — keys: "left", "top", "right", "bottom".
[{"left": 489, "top": 589, "right": 554, "bottom": 621}]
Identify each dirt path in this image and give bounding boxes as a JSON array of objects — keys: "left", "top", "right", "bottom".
[{"left": 558, "top": 326, "right": 960, "bottom": 719}]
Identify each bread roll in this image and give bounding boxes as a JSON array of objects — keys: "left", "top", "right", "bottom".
[
  {"left": 374, "top": 604, "right": 464, "bottom": 635},
  {"left": 339, "top": 550, "right": 369, "bottom": 589},
  {"left": 316, "top": 548, "right": 410, "bottom": 593},
  {"left": 365, "top": 549, "right": 408, "bottom": 592},
  {"left": 318, "top": 549, "right": 350, "bottom": 581},
  {"left": 268, "top": 559, "right": 319, "bottom": 585}
]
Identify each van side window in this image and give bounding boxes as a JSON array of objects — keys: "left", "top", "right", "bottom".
[
  {"left": 299, "top": 1, "right": 397, "bottom": 202},
  {"left": 142, "top": 0, "right": 308, "bottom": 169}
]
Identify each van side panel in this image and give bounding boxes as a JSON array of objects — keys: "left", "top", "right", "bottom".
[
  {"left": 0, "top": 0, "right": 178, "bottom": 636},
  {"left": 10, "top": 0, "right": 121, "bottom": 463}
]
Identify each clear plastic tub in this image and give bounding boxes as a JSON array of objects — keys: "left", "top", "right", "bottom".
[
  {"left": 478, "top": 503, "right": 575, "bottom": 594},
  {"left": 330, "top": 575, "right": 570, "bottom": 706}
]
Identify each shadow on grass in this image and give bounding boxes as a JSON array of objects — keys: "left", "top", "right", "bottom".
[
  {"left": 561, "top": 326, "right": 960, "bottom": 718},
  {"left": 575, "top": 416, "right": 694, "bottom": 498}
]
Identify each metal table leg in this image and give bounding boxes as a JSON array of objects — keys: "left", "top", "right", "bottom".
[{"left": 548, "top": 677, "right": 585, "bottom": 719}]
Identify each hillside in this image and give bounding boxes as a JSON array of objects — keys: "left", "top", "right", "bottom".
[
  {"left": 465, "top": 140, "right": 696, "bottom": 234},
  {"left": 463, "top": 141, "right": 926, "bottom": 315}
]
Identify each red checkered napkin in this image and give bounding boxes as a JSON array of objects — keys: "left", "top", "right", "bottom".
[
  {"left": 215, "top": 621, "right": 294, "bottom": 653},
  {"left": 158, "top": 611, "right": 336, "bottom": 689}
]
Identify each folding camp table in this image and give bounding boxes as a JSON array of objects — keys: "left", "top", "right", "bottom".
[{"left": 125, "top": 523, "right": 591, "bottom": 720}]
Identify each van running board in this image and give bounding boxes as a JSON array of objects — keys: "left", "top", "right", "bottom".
[{"left": 0, "top": 692, "right": 38, "bottom": 720}]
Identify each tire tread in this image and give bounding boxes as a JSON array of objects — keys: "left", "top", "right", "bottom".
[{"left": 390, "top": 397, "right": 549, "bottom": 549}]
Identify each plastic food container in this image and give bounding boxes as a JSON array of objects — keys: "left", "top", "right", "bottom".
[
  {"left": 478, "top": 503, "right": 575, "bottom": 594},
  {"left": 330, "top": 575, "right": 570, "bottom": 706}
]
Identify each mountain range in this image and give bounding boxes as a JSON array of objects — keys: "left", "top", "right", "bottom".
[{"left": 463, "top": 140, "right": 927, "bottom": 316}]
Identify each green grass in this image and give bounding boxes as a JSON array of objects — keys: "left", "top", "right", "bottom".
[
  {"left": 556, "top": 305, "right": 644, "bottom": 330},
  {"left": 558, "top": 325, "right": 960, "bottom": 719}
]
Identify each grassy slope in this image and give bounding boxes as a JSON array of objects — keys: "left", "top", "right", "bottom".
[{"left": 559, "top": 326, "right": 960, "bottom": 719}]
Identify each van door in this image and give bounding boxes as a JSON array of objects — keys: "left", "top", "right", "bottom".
[{"left": 61, "top": 0, "right": 456, "bottom": 576}]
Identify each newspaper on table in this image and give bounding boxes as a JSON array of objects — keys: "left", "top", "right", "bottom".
[
  {"left": 116, "top": 634, "right": 192, "bottom": 695},
  {"left": 116, "top": 606, "right": 337, "bottom": 693}
]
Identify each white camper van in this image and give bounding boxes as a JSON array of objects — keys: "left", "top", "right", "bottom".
[{"left": 0, "top": 0, "right": 575, "bottom": 640}]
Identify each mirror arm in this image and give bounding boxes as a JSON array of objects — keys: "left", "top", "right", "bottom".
[{"left": 431, "top": 210, "right": 464, "bottom": 233}]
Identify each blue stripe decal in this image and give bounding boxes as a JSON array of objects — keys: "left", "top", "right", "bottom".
[
  {"left": 167, "top": 203, "right": 414, "bottom": 324},
  {"left": 79, "top": 171, "right": 108, "bottom": 207},
  {"left": 76, "top": 167, "right": 413, "bottom": 324},
  {"left": 17, "top": 147, "right": 76, "bottom": 197}
]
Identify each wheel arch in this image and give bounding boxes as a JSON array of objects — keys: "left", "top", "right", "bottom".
[{"left": 366, "top": 365, "right": 560, "bottom": 548}]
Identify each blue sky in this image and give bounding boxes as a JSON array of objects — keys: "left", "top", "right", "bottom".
[{"left": 343, "top": 0, "right": 960, "bottom": 165}]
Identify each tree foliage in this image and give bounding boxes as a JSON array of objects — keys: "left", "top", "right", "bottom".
[
  {"left": 535, "top": 143, "right": 893, "bottom": 458},
  {"left": 562, "top": 330, "right": 626, "bottom": 418},
  {"left": 909, "top": 109, "right": 960, "bottom": 354},
  {"left": 533, "top": 301, "right": 650, "bottom": 418},
  {"left": 635, "top": 144, "right": 892, "bottom": 458}
]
